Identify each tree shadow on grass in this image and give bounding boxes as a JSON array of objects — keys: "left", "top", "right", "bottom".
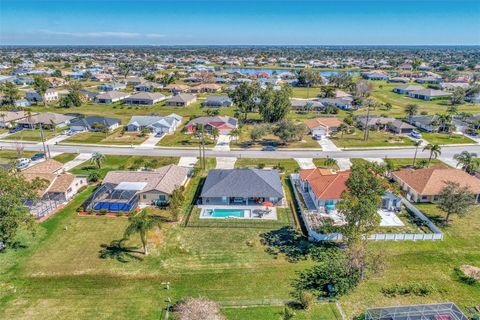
[
  {"left": 260, "top": 226, "right": 314, "bottom": 262},
  {"left": 99, "top": 239, "right": 144, "bottom": 263}
]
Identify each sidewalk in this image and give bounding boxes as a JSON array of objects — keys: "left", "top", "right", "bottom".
[
  {"left": 62, "top": 153, "right": 92, "bottom": 171},
  {"left": 216, "top": 157, "right": 237, "bottom": 169},
  {"left": 334, "top": 158, "right": 352, "bottom": 170},
  {"left": 178, "top": 157, "right": 198, "bottom": 168}
]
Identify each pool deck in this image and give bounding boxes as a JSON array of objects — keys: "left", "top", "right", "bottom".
[{"left": 198, "top": 205, "right": 278, "bottom": 220}]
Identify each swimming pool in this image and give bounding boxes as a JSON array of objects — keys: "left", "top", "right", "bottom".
[{"left": 202, "top": 208, "right": 250, "bottom": 218}]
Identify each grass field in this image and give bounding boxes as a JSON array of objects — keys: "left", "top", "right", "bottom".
[
  {"left": 223, "top": 304, "right": 341, "bottom": 320},
  {"left": 52, "top": 153, "right": 79, "bottom": 164},
  {"left": 0, "top": 150, "right": 36, "bottom": 164},
  {"left": 3, "top": 128, "right": 61, "bottom": 142},
  {"left": 69, "top": 154, "right": 179, "bottom": 178},
  {"left": 230, "top": 124, "right": 320, "bottom": 149},
  {"left": 421, "top": 132, "right": 476, "bottom": 145},
  {"left": 157, "top": 129, "right": 216, "bottom": 147},
  {"left": 331, "top": 129, "right": 415, "bottom": 148},
  {"left": 63, "top": 129, "right": 148, "bottom": 145}
]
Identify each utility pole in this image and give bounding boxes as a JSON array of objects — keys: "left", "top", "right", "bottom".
[
  {"left": 39, "top": 125, "right": 48, "bottom": 158},
  {"left": 363, "top": 105, "right": 371, "bottom": 141}
]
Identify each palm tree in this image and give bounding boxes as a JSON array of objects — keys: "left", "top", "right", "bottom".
[
  {"left": 323, "top": 156, "right": 338, "bottom": 168},
  {"left": 229, "top": 128, "right": 240, "bottom": 141},
  {"left": 91, "top": 152, "right": 105, "bottom": 169},
  {"left": 454, "top": 151, "right": 479, "bottom": 174},
  {"left": 423, "top": 144, "right": 442, "bottom": 166},
  {"left": 437, "top": 114, "right": 452, "bottom": 133},
  {"left": 338, "top": 123, "right": 349, "bottom": 139},
  {"left": 404, "top": 104, "right": 418, "bottom": 121},
  {"left": 447, "top": 105, "right": 458, "bottom": 115},
  {"left": 412, "top": 140, "right": 422, "bottom": 166},
  {"left": 123, "top": 209, "right": 159, "bottom": 256},
  {"left": 211, "top": 127, "right": 220, "bottom": 141}
]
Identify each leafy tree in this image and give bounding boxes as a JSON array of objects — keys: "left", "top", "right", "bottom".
[
  {"left": 82, "top": 70, "right": 92, "bottom": 80},
  {"left": 296, "top": 70, "right": 323, "bottom": 87},
  {"left": 91, "top": 152, "right": 105, "bottom": 169},
  {"left": 228, "top": 82, "right": 260, "bottom": 122},
  {"left": 437, "top": 182, "right": 475, "bottom": 224},
  {"left": 124, "top": 209, "right": 159, "bottom": 255},
  {"left": 327, "top": 73, "right": 355, "bottom": 90},
  {"left": 273, "top": 120, "right": 308, "bottom": 144},
  {"left": 437, "top": 114, "right": 452, "bottom": 133},
  {"left": 51, "top": 69, "right": 62, "bottom": 77},
  {"left": 87, "top": 171, "right": 100, "bottom": 182},
  {"left": 250, "top": 124, "right": 270, "bottom": 141},
  {"left": 383, "top": 102, "right": 393, "bottom": 111},
  {"left": 0, "top": 171, "right": 47, "bottom": 247},
  {"left": 404, "top": 104, "right": 418, "bottom": 121},
  {"left": 423, "top": 144, "right": 441, "bottom": 165},
  {"left": 0, "top": 82, "right": 20, "bottom": 105},
  {"left": 447, "top": 105, "right": 458, "bottom": 115},
  {"left": 337, "top": 123, "right": 349, "bottom": 139},
  {"left": 337, "top": 162, "right": 387, "bottom": 245},
  {"left": 169, "top": 186, "right": 185, "bottom": 221},
  {"left": 258, "top": 84, "right": 292, "bottom": 123},
  {"left": 294, "top": 248, "right": 360, "bottom": 298},
  {"left": 454, "top": 151, "right": 479, "bottom": 174},
  {"left": 318, "top": 85, "right": 336, "bottom": 98},
  {"left": 33, "top": 76, "right": 50, "bottom": 107},
  {"left": 174, "top": 297, "right": 225, "bottom": 320},
  {"left": 450, "top": 87, "right": 466, "bottom": 105},
  {"left": 355, "top": 80, "right": 373, "bottom": 98}
]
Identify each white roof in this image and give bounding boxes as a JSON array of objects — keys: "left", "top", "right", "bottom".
[{"left": 114, "top": 182, "right": 147, "bottom": 191}]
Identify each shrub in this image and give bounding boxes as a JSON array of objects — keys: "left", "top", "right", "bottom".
[
  {"left": 116, "top": 211, "right": 124, "bottom": 217},
  {"left": 381, "top": 282, "right": 437, "bottom": 297},
  {"left": 299, "top": 291, "right": 314, "bottom": 310},
  {"left": 99, "top": 208, "right": 108, "bottom": 215},
  {"left": 76, "top": 206, "right": 84, "bottom": 212},
  {"left": 257, "top": 163, "right": 266, "bottom": 169}
]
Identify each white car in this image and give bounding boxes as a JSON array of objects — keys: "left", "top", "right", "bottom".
[{"left": 16, "top": 158, "right": 31, "bottom": 169}]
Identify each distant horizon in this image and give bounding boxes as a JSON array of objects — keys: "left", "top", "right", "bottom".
[
  {"left": 1, "top": 44, "right": 480, "bottom": 48},
  {"left": 1, "top": 0, "right": 479, "bottom": 46}
]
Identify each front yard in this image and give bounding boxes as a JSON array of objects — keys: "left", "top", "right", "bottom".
[
  {"left": 3, "top": 128, "right": 62, "bottom": 142},
  {"left": 331, "top": 129, "right": 415, "bottom": 148},
  {"left": 421, "top": 132, "right": 476, "bottom": 145},
  {"left": 157, "top": 130, "right": 216, "bottom": 147},
  {"left": 63, "top": 129, "right": 148, "bottom": 145}
]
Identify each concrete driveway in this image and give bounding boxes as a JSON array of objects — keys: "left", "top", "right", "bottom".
[
  {"left": 295, "top": 158, "right": 316, "bottom": 169},
  {"left": 178, "top": 157, "right": 198, "bottom": 168},
  {"left": 213, "top": 134, "right": 231, "bottom": 151},
  {"left": 62, "top": 153, "right": 93, "bottom": 171},
  {"left": 216, "top": 157, "right": 237, "bottom": 169}
]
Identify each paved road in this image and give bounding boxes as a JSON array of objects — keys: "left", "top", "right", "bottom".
[{"left": 0, "top": 141, "right": 478, "bottom": 159}]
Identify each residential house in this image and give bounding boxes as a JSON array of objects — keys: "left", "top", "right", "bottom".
[
  {"left": 79, "top": 90, "right": 98, "bottom": 101},
  {"left": 317, "top": 97, "right": 354, "bottom": 110},
  {"left": 466, "top": 93, "right": 480, "bottom": 103},
  {"left": 21, "top": 159, "right": 87, "bottom": 203},
  {"left": 126, "top": 77, "right": 146, "bottom": 86},
  {"left": 0, "top": 111, "right": 32, "bottom": 128},
  {"left": 392, "top": 167, "right": 480, "bottom": 203},
  {"left": 134, "top": 81, "right": 163, "bottom": 92},
  {"left": 97, "top": 82, "right": 127, "bottom": 92},
  {"left": 69, "top": 116, "right": 121, "bottom": 132},
  {"left": 185, "top": 116, "right": 238, "bottom": 134},
  {"left": 441, "top": 82, "right": 470, "bottom": 91},
  {"left": 16, "top": 112, "right": 74, "bottom": 129},
  {"left": 123, "top": 92, "right": 166, "bottom": 105},
  {"left": 14, "top": 99, "right": 31, "bottom": 107},
  {"left": 388, "top": 119, "right": 416, "bottom": 134},
  {"left": 87, "top": 164, "right": 189, "bottom": 211},
  {"left": 406, "top": 115, "right": 439, "bottom": 132},
  {"left": 203, "top": 95, "right": 233, "bottom": 108},
  {"left": 361, "top": 71, "right": 389, "bottom": 80},
  {"left": 388, "top": 77, "right": 410, "bottom": 83},
  {"left": 393, "top": 84, "right": 424, "bottom": 94},
  {"left": 126, "top": 114, "right": 182, "bottom": 134},
  {"left": 357, "top": 116, "right": 395, "bottom": 130},
  {"left": 408, "top": 89, "right": 452, "bottom": 101},
  {"left": 304, "top": 117, "right": 343, "bottom": 138},
  {"left": 290, "top": 98, "right": 325, "bottom": 112},
  {"left": 26, "top": 89, "right": 58, "bottom": 103},
  {"left": 190, "top": 83, "right": 222, "bottom": 93},
  {"left": 199, "top": 168, "right": 284, "bottom": 205},
  {"left": 91, "top": 73, "right": 114, "bottom": 82},
  {"left": 415, "top": 76, "right": 442, "bottom": 84},
  {"left": 164, "top": 84, "right": 191, "bottom": 93},
  {"left": 299, "top": 168, "right": 350, "bottom": 211},
  {"left": 95, "top": 91, "right": 130, "bottom": 104},
  {"left": 46, "top": 77, "right": 67, "bottom": 88},
  {"left": 165, "top": 93, "right": 197, "bottom": 107}
]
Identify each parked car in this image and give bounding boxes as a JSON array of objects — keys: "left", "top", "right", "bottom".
[
  {"left": 8, "top": 126, "right": 22, "bottom": 134},
  {"left": 63, "top": 129, "right": 74, "bottom": 136},
  {"left": 31, "top": 153, "right": 46, "bottom": 161},
  {"left": 262, "top": 146, "right": 276, "bottom": 151},
  {"left": 16, "top": 158, "right": 31, "bottom": 168},
  {"left": 409, "top": 130, "right": 422, "bottom": 139}
]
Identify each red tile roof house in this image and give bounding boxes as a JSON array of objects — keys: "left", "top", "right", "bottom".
[
  {"left": 299, "top": 168, "right": 351, "bottom": 212},
  {"left": 299, "top": 168, "right": 401, "bottom": 212},
  {"left": 392, "top": 167, "right": 480, "bottom": 203},
  {"left": 185, "top": 116, "right": 238, "bottom": 135}
]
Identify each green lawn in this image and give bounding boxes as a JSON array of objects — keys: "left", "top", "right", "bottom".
[
  {"left": 0, "top": 150, "right": 36, "bottom": 164},
  {"left": 157, "top": 130, "right": 216, "bottom": 147},
  {"left": 230, "top": 124, "right": 320, "bottom": 149},
  {"left": 3, "top": 128, "right": 61, "bottom": 142},
  {"left": 235, "top": 158, "right": 300, "bottom": 174},
  {"left": 383, "top": 158, "right": 449, "bottom": 168},
  {"left": 331, "top": 129, "right": 415, "bottom": 148},
  {"left": 69, "top": 155, "right": 179, "bottom": 178},
  {"left": 223, "top": 304, "right": 341, "bottom": 320},
  {"left": 421, "top": 132, "right": 476, "bottom": 145},
  {"left": 52, "top": 153, "right": 79, "bottom": 164},
  {"left": 63, "top": 129, "right": 148, "bottom": 145}
]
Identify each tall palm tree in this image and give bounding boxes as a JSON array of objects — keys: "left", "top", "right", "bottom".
[
  {"left": 423, "top": 144, "right": 442, "bottom": 166},
  {"left": 437, "top": 114, "right": 452, "bottom": 133},
  {"left": 211, "top": 127, "right": 220, "bottom": 141},
  {"left": 404, "top": 104, "right": 418, "bottom": 121},
  {"left": 338, "top": 123, "right": 349, "bottom": 139},
  {"left": 454, "top": 151, "right": 479, "bottom": 174},
  {"left": 123, "top": 209, "right": 159, "bottom": 256},
  {"left": 412, "top": 140, "right": 422, "bottom": 166},
  {"left": 91, "top": 152, "right": 105, "bottom": 169}
]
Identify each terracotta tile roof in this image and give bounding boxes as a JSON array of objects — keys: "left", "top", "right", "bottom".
[
  {"left": 299, "top": 168, "right": 351, "bottom": 199},
  {"left": 392, "top": 167, "right": 480, "bottom": 195},
  {"left": 304, "top": 117, "right": 343, "bottom": 129},
  {"left": 48, "top": 173, "right": 76, "bottom": 193},
  {"left": 23, "top": 159, "right": 63, "bottom": 175}
]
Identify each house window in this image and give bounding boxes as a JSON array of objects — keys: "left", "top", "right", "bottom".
[
  {"left": 158, "top": 195, "right": 166, "bottom": 202},
  {"left": 143, "top": 194, "right": 147, "bottom": 199}
]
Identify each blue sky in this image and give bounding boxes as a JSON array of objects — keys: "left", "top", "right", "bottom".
[{"left": 1, "top": 0, "right": 479, "bottom": 45}]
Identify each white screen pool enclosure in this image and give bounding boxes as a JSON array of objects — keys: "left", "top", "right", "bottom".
[{"left": 365, "top": 303, "right": 469, "bottom": 320}]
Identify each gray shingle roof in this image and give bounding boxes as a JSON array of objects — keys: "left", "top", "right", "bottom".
[{"left": 200, "top": 168, "right": 283, "bottom": 198}]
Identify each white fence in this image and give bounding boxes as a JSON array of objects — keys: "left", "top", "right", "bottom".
[{"left": 289, "top": 174, "right": 443, "bottom": 242}]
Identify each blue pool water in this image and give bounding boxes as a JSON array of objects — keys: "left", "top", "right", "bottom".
[{"left": 204, "top": 208, "right": 247, "bottom": 218}]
